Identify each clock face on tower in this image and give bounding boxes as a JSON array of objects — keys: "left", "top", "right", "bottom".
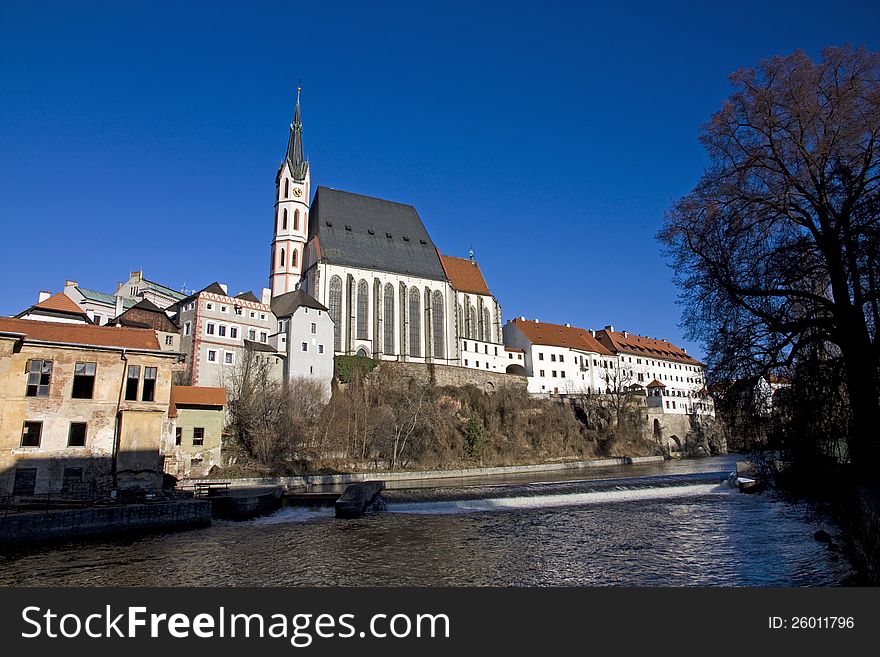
[{"left": 292, "top": 187, "right": 303, "bottom": 198}]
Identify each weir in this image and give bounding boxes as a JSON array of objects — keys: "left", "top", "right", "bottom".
[{"left": 381, "top": 471, "right": 732, "bottom": 515}]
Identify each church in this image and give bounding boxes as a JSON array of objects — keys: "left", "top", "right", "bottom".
[{"left": 269, "top": 90, "right": 505, "bottom": 369}]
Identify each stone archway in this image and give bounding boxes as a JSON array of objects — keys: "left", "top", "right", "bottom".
[
  {"left": 669, "top": 434, "right": 682, "bottom": 450},
  {"left": 356, "top": 347, "right": 369, "bottom": 357},
  {"left": 653, "top": 418, "right": 661, "bottom": 439},
  {"left": 506, "top": 364, "right": 526, "bottom": 375}
]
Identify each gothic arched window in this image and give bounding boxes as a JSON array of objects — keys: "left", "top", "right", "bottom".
[
  {"left": 282, "top": 209, "right": 288, "bottom": 230},
  {"left": 279, "top": 248, "right": 286, "bottom": 268},
  {"left": 328, "top": 275, "right": 342, "bottom": 351},
  {"left": 356, "top": 279, "right": 369, "bottom": 340},
  {"left": 284, "top": 179, "right": 290, "bottom": 198},
  {"left": 432, "top": 290, "right": 445, "bottom": 359},
  {"left": 409, "top": 287, "right": 421, "bottom": 357},
  {"left": 294, "top": 209, "right": 300, "bottom": 231},
  {"left": 482, "top": 308, "right": 491, "bottom": 342},
  {"left": 291, "top": 249, "right": 298, "bottom": 267},
  {"left": 384, "top": 283, "right": 395, "bottom": 354},
  {"left": 468, "top": 306, "right": 477, "bottom": 340}
]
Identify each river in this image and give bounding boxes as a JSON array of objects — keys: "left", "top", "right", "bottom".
[{"left": 0, "top": 455, "right": 854, "bottom": 586}]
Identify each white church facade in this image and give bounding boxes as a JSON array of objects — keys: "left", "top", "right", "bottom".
[{"left": 269, "top": 90, "right": 505, "bottom": 367}]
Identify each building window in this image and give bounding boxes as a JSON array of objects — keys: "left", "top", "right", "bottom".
[
  {"left": 279, "top": 248, "right": 286, "bottom": 268},
  {"left": 432, "top": 290, "right": 445, "bottom": 359},
  {"left": 540, "top": 370, "right": 545, "bottom": 377},
  {"left": 482, "top": 307, "right": 491, "bottom": 342},
  {"left": 206, "top": 322, "right": 215, "bottom": 335},
  {"left": 206, "top": 303, "right": 213, "bottom": 311},
  {"left": 94, "top": 314, "right": 103, "bottom": 325},
  {"left": 234, "top": 306, "right": 242, "bottom": 316},
  {"left": 292, "top": 250, "right": 298, "bottom": 267},
  {"left": 207, "top": 349, "right": 217, "bottom": 362},
  {"left": 71, "top": 362, "right": 97, "bottom": 399},
  {"left": 328, "top": 275, "right": 343, "bottom": 351},
  {"left": 559, "top": 355, "right": 565, "bottom": 363},
  {"left": 68, "top": 422, "right": 87, "bottom": 447},
  {"left": 125, "top": 365, "right": 140, "bottom": 400},
  {"left": 383, "top": 283, "right": 395, "bottom": 354},
  {"left": 356, "top": 279, "right": 369, "bottom": 340},
  {"left": 301, "top": 342, "right": 308, "bottom": 352},
  {"left": 218, "top": 325, "right": 227, "bottom": 337},
  {"left": 561, "top": 371, "right": 566, "bottom": 378},
  {"left": 465, "top": 359, "right": 469, "bottom": 366},
  {"left": 21, "top": 421, "right": 42, "bottom": 447},
  {"left": 408, "top": 287, "right": 421, "bottom": 357},
  {"left": 25, "top": 359, "right": 53, "bottom": 397},
  {"left": 193, "top": 427, "right": 205, "bottom": 446},
  {"left": 318, "top": 344, "right": 324, "bottom": 354},
  {"left": 552, "top": 371, "right": 557, "bottom": 378},
  {"left": 284, "top": 178, "right": 290, "bottom": 198},
  {"left": 165, "top": 335, "right": 174, "bottom": 346},
  {"left": 183, "top": 321, "right": 191, "bottom": 336},
  {"left": 230, "top": 327, "right": 238, "bottom": 339},
  {"left": 250, "top": 311, "right": 256, "bottom": 318},
  {"left": 142, "top": 367, "right": 157, "bottom": 401},
  {"left": 260, "top": 313, "right": 266, "bottom": 320},
  {"left": 294, "top": 209, "right": 299, "bottom": 230},
  {"left": 248, "top": 329, "right": 256, "bottom": 340},
  {"left": 538, "top": 353, "right": 544, "bottom": 361},
  {"left": 467, "top": 305, "right": 477, "bottom": 340},
  {"left": 220, "top": 305, "right": 228, "bottom": 313},
  {"left": 260, "top": 332, "right": 268, "bottom": 343},
  {"left": 222, "top": 351, "right": 234, "bottom": 365},
  {"left": 282, "top": 208, "right": 288, "bottom": 230},
  {"left": 310, "top": 322, "right": 317, "bottom": 334}
]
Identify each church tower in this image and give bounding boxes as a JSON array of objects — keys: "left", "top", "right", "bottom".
[{"left": 271, "top": 87, "right": 310, "bottom": 298}]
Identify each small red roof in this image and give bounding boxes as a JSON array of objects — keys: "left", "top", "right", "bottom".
[
  {"left": 438, "top": 253, "right": 492, "bottom": 295},
  {"left": 170, "top": 385, "right": 227, "bottom": 408},
  {"left": 646, "top": 379, "right": 667, "bottom": 388},
  {"left": 0, "top": 317, "right": 160, "bottom": 350}
]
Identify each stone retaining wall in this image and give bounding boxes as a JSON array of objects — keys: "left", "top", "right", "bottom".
[
  {"left": 372, "top": 360, "right": 527, "bottom": 390},
  {"left": 0, "top": 499, "right": 211, "bottom": 545}
]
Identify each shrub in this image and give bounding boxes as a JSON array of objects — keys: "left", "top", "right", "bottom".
[{"left": 336, "top": 355, "right": 378, "bottom": 383}]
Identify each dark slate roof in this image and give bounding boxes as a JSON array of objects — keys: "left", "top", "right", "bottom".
[
  {"left": 178, "top": 282, "right": 229, "bottom": 305},
  {"left": 235, "top": 291, "right": 260, "bottom": 303},
  {"left": 129, "top": 298, "right": 164, "bottom": 313},
  {"left": 244, "top": 339, "right": 280, "bottom": 354},
  {"left": 308, "top": 187, "right": 447, "bottom": 280},
  {"left": 271, "top": 289, "right": 328, "bottom": 318}
]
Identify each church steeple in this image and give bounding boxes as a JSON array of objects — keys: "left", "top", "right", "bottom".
[
  {"left": 271, "top": 86, "right": 311, "bottom": 298},
  {"left": 285, "top": 86, "right": 308, "bottom": 181}
]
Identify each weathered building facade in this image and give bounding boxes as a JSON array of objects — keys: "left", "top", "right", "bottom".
[
  {"left": 165, "top": 385, "right": 226, "bottom": 479},
  {"left": 0, "top": 318, "right": 177, "bottom": 495}
]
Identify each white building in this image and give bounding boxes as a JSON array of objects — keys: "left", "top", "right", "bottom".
[
  {"left": 64, "top": 271, "right": 185, "bottom": 325},
  {"left": 503, "top": 318, "right": 614, "bottom": 395},
  {"left": 174, "top": 283, "right": 282, "bottom": 387},
  {"left": 271, "top": 289, "right": 335, "bottom": 398},
  {"left": 592, "top": 327, "right": 713, "bottom": 416}
]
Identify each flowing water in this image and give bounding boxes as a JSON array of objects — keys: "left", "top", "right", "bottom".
[{"left": 0, "top": 455, "right": 854, "bottom": 586}]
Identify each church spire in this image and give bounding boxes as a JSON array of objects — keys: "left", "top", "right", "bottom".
[{"left": 285, "top": 86, "right": 307, "bottom": 181}]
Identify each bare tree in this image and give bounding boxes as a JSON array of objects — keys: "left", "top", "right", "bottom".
[{"left": 659, "top": 46, "right": 880, "bottom": 471}]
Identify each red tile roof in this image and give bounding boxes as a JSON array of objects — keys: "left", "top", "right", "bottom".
[
  {"left": 169, "top": 386, "right": 227, "bottom": 417},
  {"left": 595, "top": 329, "right": 702, "bottom": 366},
  {"left": 17, "top": 292, "right": 91, "bottom": 321},
  {"left": 510, "top": 318, "right": 614, "bottom": 355},
  {"left": 438, "top": 254, "right": 491, "bottom": 295},
  {"left": 0, "top": 317, "right": 160, "bottom": 350},
  {"left": 646, "top": 379, "right": 666, "bottom": 388}
]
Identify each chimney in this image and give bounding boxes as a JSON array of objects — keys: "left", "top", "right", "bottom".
[
  {"left": 115, "top": 295, "right": 124, "bottom": 317},
  {"left": 590, "top": 329, "right": 596, "bottom": 337},
  {"left": 131, "top": 271, "right": 142, "bottom": 281},
  {"left": 219, "top": 283, "right": 228, "bottom": 295},
  {"left": 534, "top": 318, "right": 539, "bottom": 323},
  {"left": 38, "top": 291, "right": 51, "bottom": 303},
  {"left": 604, "top": 325, "right": 614, "bottom": 333},
  {"left": 519, "top": 316, "right": 525, "bottom": 321},
  {"left": 564, "top": 323, "right": 571, "bottom": 327},
  {"left": 116, "top": 281, "right": 122, "bottom": 292},
  {"left": 65, "top": 280, "right": 78, "bottom": 289},
  {"left": 260, "top": 288, "right": 272, "bottom": 305},
  {"left": 623, "top": 331, "right": 628, "bottom": 338}
]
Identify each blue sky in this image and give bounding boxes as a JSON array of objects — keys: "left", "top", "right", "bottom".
[{"left": 1, "top": 0, "right": 878, "bottom": 358}]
